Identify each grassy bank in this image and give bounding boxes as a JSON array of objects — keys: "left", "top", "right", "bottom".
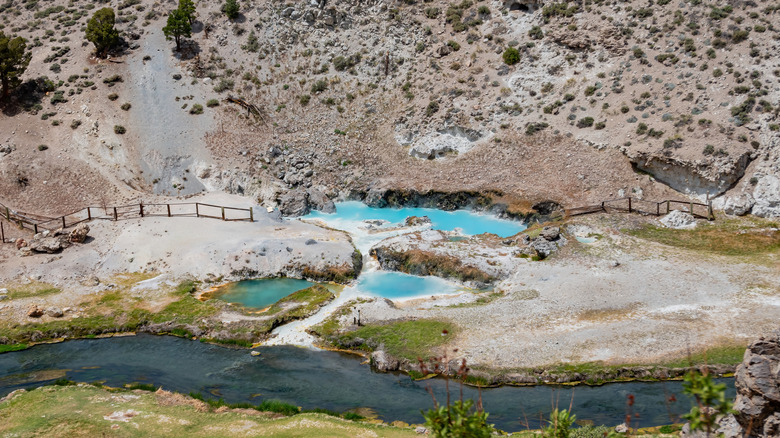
[
  {"left": 0, "top": 384, "right": 418, "bottom": 437},
  {"left": 627, "top": 217, "right": 780, "bottom": 259},
  {"left": 0, "top": 278, "right": 332, "bottom": 350},
  {"left": 323, "top": 318, "right": 457, "bottom": 361}
]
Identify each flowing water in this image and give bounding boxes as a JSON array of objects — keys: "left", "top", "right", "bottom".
[{"left": 0, "top": 335, "right": 735, "bottom": 431}]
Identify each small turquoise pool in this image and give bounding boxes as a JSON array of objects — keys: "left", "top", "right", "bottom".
[
  {"left": 214, "top": 278, "right": 315, "bottom": 309},
  {"left": 576, "top": 236, "right": 597, "bottom": 244},
  {"left": 305, "top": 201, "right": 526, "bottom": 238},
  {"left": 355, "top": 271, "right": 464, "bottom": 300}
]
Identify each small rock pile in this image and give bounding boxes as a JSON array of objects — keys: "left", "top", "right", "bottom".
[
  {"left": 16, "top": 223, "right": 89, "bottom": 256},
  {"left": 512, "top": 226, "right": 566, "bottom": 259}
]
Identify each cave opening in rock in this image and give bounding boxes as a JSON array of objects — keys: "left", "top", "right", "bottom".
[{"left": 509, "top": 2, "right": 531, "bottom": 12}]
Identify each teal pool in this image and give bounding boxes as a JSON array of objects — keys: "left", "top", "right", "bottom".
[
  {"left": 576, "top": 236, "right": 597, "bottom": 244},
  {"left": 214, "top": 278, "right": 315, "bottom": 309},
  {"left": 356, "top": 271, "right": 464, "bottom": 300},
  {"left": 305, "top": 201, "right": 526, "bottom": 238}
]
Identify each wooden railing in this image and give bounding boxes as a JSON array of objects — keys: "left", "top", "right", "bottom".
[
  {"left": 566, "top": 197, "right": 714, "bottom": 220},
  {"left": 0, "top": 201, "right": 254, "bottom": 243}
]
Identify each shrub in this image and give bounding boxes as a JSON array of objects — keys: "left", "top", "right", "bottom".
[
  {"left": 299, "top": 94, "right": 311, "bottom": 106},
  {"left": 206, "top": 99, "right": 219, "bottom": 107},
  {"left": 120, "top": 102, "right": 131, "bottom": 110},
  {"left": 502, "top": 47, "right": 520, "bottom": 65},
  {"left": 576, "top": 117, "right": 594, "bottom": 128},
  {"left": 528, "top": 26, "right": 543, "bottom": 40},
  {"left": 70, "top": 120, "right": 82, "bottom": 129},
  {"left": 107, "top": 93, "right": 118, "bottom": 101},
  {"left": 731, "top": 29, "right": 749, "bottom": 43},
  {"left": 103, "top": 74, "right": 123, "bottom": 85},
  {"left": 424, "top": 7, "right": 440, "bottom": 19},
  {"left": 189, "top": 103, "right": 203, "bottom": 114},
  {"left": 311, "top": 79, "right": 328, "bottom": 93},
  {"left": 213, "top": 79, "right": 234, "bottom": 92},
  {"left": 37, "top": 144, "right": 48, "bottom": 151},
  {"left": 114, "top": 125, "right": 126, "bottom": 134},
  {"left": 447, "top": 40, "right": 460, "bottom": 51},
  {"left": 425, "top": 100, "right": 439, "bottom": 117}
]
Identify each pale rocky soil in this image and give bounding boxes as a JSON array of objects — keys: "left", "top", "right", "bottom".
[{"left": 348, "top": 213, "right": 780, "bottom": 369}]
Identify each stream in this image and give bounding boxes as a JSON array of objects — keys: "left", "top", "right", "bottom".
[{"left": 0, "top": 335, "right": 734, "bottom": 431}]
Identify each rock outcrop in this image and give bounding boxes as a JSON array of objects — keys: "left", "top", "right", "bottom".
[
  {"left": 731, "top": 330, "right": 780, "bottom": 437},
  {"left": 68, "top": 223, "right": 89, "bottom": 243}
]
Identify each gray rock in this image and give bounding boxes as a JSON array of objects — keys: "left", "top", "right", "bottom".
[
  {"left": 731, "top": 329, "right": 780, "bottom": 436},
  {"left": 660, "top": 210, "right": 697, "bottom": 229},
  {"left": 45, "top": 307, "right": 63, "bottom": 318},
  {"left": 307, "top": 187, "right": 336, "bottom": 213},
  {"left": 415, "top": 426, "right": 428, "bottom": 434},
  {"left": 28, "top": 235, "right": 71, "bottom": 253},
  {"left": 278, "top": 189, "right": 310, "bottom": 217},
  {"left": 27, "top": 306, "right": 44, "bottom": 318},
  {"left": 722, "top": 193, "right": 755, "bottom": 216},
  {"left": 370, "top": 350, "right": 399, "bottom": 372},
  {"left": 530, "top": 238, "right": 558, "bottom": 258},
  {"left": 540, "top": 226, "right": 560, "bottom": 241}
]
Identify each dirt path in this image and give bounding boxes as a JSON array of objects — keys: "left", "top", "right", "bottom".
[{"left": 125, "top": 28, "right": 215, "bottom": 196}]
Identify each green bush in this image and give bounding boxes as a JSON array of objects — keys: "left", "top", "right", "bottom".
[
  {"left": 576, "top": 117, "right": 594, "bottom": 128},
  {"left": 311, "top": 79, "right": 328, "bottom": 93},
  {"left": 299, "top": 94, "right": 311, "bottom": 106},
  {"left": 107, "top": 93, "right": 118, "bottom": 101},
  {"left": 223, "top": 0, "right": 239, "bottom": 19},
  {"left": 114, "top": 125, "right": 126, "bottom": 134},
  {"left": 206, "top": 99, "right": 219, "bottom": 107},
  {"left": 447, "top": 40, "right": 460, "bottom": 51},
  {"left": 189, "top": 103, "right": 203, "bottom": 114},
  {"left": 424, "top": 399, "right": 492, "bottom": 438},
  {"left": 502, "top": 47, "right": 520, "bottom": 65},
  {"left": 120, "top": 102, "right": 131, "bottom": 110},
  {"left": 425, "top": 100, "right": 439, "bottom": 117},
  {"left": 528, "top": 25, "right": 543, "bottom": 40}
]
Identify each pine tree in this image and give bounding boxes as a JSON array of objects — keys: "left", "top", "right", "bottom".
[
  {"left": 0, "top": 32, "right": 31, "bottom": 99},
  {"left": 178, "top": 0, "right": 196, "bottom": 25},
  {"left": 85, "top": 8, "right": 120, "bottom": 58},
  {"left": 162, "top": 9, "right": 192, "bottom": 51},
  {"left": 224, "top": 0, "right": 239, "bottom": 20}
]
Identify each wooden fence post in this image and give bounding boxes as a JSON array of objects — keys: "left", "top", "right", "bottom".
[
  {"left": 195, "top": 203, "right": 199, "bottom": 217},
  {"left": 5, "top": 207, "right": 9, "bottom": 221},
  {"left": 140, "top": 203, "right": 144, "bottom": 217},
  {"left": 708, "top": 200, "right": 714, "bottom": 221},
  {"left": 167, "top": 204, "right": 171, "bottom": 217},
  {"left": 33, "top": 224, "right": 38, "bottom": 234},
  {"left": 656, "top": 202, "right": 660, "bottom": 216},
  {"left": 249, "top": 208, "right": 254, "bottom": 222},
  {"left": 1, "top": 221, "right": 4, "bottom": 243},
  {"left": 87, "top": 207, "right": 91, "bottom": 221},
  {"left": 628, "top": 197, "right": 632, "bottom": 213},
  {"left": 666, "top": 200, "right": 670, "bottom": 214},
  {"left": 689, "top": 201, "right": 693, "bottom": 214},
  {"left": 61, "top": 216, "right": 66, "bottom": 229},
  {"left": 113, "top": 207, "right": 118, "bottom": 221},
  {"left": 601, "top": 201, "right": 605, "bottom": 212},
  {"left": 221, "top": 207, "right": 225, "bottom": 221}
]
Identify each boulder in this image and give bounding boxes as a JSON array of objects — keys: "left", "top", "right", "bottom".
[
  {"left": 405, "top": 216, "right": 432, "bottom": 227},
  {"left": 540, "top": 226, "right": 560, "bottom": 241},
  {"left": 370, "top": 350, "right": 400, "bottom": 372},
  {"left": 530, "top": 237, "right": 559, "bottom": 258},
  {"left": 731, "top": 330, "right": 780, "bottom": 436},
  {"left": 27, "top": 306, "right": 44, "bottom": 318},
  {"left": 660, "top": 210, "right": 697, "bottom": 229},
  {"left": 721, "top": 193, "right": 755, "bottom": 216},
  {"left": 28, "top": 234, "right": 70, "bottom": 253},
  {"left": 307, "top": 187, "right": 336, "bottom": 213},
  {"left": 69, "top": 223, "right": 90, "bottom": 243},
  {"left": 278, "top": 189, "right": 310, "bottom": 217},
  {"left": 45, "top": 307, "right": 63, "bottom": 318}
]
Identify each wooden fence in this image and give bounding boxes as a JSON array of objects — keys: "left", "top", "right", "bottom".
[
  {"left": 566, "top": 197, "right": 714, "bottom": 220},
  {"left": 0, "top": 201, "right": 254, "bottom": 244}
]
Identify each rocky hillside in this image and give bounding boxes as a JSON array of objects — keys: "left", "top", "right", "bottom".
[{"left": 0, "top": 0, "right": 778, "bottom": 216}]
